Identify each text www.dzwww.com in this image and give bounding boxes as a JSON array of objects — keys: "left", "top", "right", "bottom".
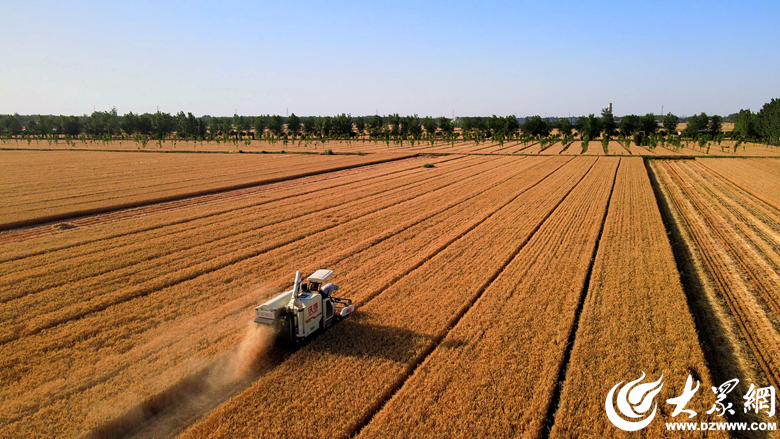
[{"left": 666, "top": 422, "right": 777, "bottom": 431}]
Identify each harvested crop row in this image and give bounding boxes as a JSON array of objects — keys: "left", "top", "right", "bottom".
[
  {"left": 0, "top": 156, "right": 503, "bottom": 344},
  {"left": 0, "top": 156, "right": 549, "bottom": 436},
  {"left": 670, "top": 162, "right": 780, "bottom": 320},
  {"left": 354, "top": 157, "right": 618, "bottom": 439},
  {"left": 650, "top": 160, "right": 780, "bottom": 391},
  {"left": 550, "top": 158, "right": 722, "bottom": 438},
  {"left": 0, "top": 150, "right": 412, "bottom": 228},
  {"left": 179, "top": 157, "right": 599, "bottom": 439},
  {"left": 698, "top": 158, "right": 780, "bottom": 210}
]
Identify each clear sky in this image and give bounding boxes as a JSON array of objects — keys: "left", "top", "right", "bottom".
[{"left": 1, "top": 0, "right": 778, "bottom": 117}]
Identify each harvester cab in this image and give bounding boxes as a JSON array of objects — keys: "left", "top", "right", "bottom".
[{"left": 254, "top": 269, "right": 355, "bottom": 344}]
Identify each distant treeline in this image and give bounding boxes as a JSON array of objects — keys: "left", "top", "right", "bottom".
[{"left": 1, "top": 98, "right": 778, "bottom": 146}]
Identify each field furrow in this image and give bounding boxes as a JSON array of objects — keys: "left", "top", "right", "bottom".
[{"left": 0, "top": 155, "right": 474, "bottom": 300}]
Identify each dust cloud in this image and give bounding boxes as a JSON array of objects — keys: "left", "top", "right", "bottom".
[{"left": 218, "top": 320, "right": 275, "bottom": 384}]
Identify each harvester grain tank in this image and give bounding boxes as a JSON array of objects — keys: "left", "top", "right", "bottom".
[{"left": 254, "top": 269, "right": 354, "bottom": 343}]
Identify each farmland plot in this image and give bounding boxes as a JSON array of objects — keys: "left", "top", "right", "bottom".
[
  {"left": 180, "top": 157, "right": 603, "bottom": 438},
  {"left": 1, "top": 155, "right": 578, "bottom": 437},
  {"left": 650, "top": 159, "right": 780, "bottom": 392},
  {"left": 0, "top": 150, "right": 412, "bottom": 229}
]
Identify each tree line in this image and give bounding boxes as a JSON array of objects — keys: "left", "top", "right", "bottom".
[{"left": 1, "top": 98, "right": 778, "bottom": 147}]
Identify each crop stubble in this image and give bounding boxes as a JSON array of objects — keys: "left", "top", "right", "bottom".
[{"left": 650, "top": 159, "right": 780, "bottom": 392}]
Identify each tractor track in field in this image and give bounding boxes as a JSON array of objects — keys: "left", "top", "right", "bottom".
[
  {"left": 0, "top": 155, "right": 457, "bottom": 247},
  {"left": 0, "top": 156, "right": 515, "bottom": 344},
  {"left": 0, "top": 153, "right": 420, "bottom": 232},
  {"left": 348, "top": 157, "right": 602, "bottom": 438},
  {"left": 78, "top": 157, "right": 568, "bottom": 439}
]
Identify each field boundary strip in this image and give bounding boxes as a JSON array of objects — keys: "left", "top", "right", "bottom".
[
  {"left": 0, "top": 152, "right": 417, "bottom": 231},
  {"left": 348, "top": 158, "right": 601, "bottom": 438},
  {"left": 0, "top": 147, "right": 373, "bottom": 156}
]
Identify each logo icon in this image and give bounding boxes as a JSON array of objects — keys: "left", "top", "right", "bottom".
[{"left": 605, "top": 372, "right": 664, "bottom": 431}]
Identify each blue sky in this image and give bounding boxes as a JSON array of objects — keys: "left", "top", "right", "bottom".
[{"left": 1, "top": 0, "right": 778, "bottom": 117}]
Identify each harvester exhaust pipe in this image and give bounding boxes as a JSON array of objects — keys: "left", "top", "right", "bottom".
[{"left": 292, "top": 270, "right": 302, "bottom": 299}]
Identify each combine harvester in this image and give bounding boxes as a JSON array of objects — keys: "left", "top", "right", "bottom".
[{"left": 254, "top": 269, "right": 355, "bottom": 344}]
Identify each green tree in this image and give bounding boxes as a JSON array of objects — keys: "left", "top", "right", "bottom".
[
  {"left": 733, "top": 109, "right": 759, "bottom": 139},
  {"left": 558, "top": 118, "right": 573, "bottom": 137},
  {"left": 404, "top": 115, "right": 423, "bottom": 139},
  {"left": 504, "top": 116, "right": 520, "bottom": 137},
  {"left": 368, "top": 115, "right": 383, "bottom": 138},
  {"left": 639, "top": 113, "right": 658, "bottom": 137},
  {"left": 254, "top": 116, "right": 268, "bottom": 139},
  {"left": 709, "top": 114, "right": 722, "bottom": 136},
  {"left": 84, "top": 111, "right": 105, "bottom": 137},
  {"left": 57, "top": 115, "right": 82, "bottom": 137},
  {"left": 151, "top": 111, "right": 174, "bottom": 141},
  {"left": 522, "top": 115, "right": 550, "bottom": 137},
  {"left": 121, "top": 112, "right": 139, "bottom": 136},
  {"left": 437, "top": 117, "right": 453, "bottom": 136},
  {"left": 287, "top": 113, "right": 301, "bottom": 137},
  {"left": 354, "top": 116, "right": 365, "bottom": 138},
  {"left": 585, "top": 114, "right": 602, "bottom": 140},
  {"left": 663, "top": 112, "right": 680, "bottom": 135},
  {"left": 137, "top": 113, "right": 152, "bottom": 135},
  {"left": 7, "top": 114, "right": 22, "bottom": 137},
  {"left": 620, "top": 114, "right": 640, "bottom": 137},
  {"left": 601, "top": 108, "right": 616, "bottom": 139},
  {"left": 574, "top": 116, "right": 588, "bottom": 139},
  {"left": 332, "top": 113, "right": 354, "bottom": 138},
  {"left": 422, "top": 116, "right": 438, "bottom": 137},
  {"left": 105, "top": 108, "right": 121, "bottom": 138},
  {"left": 37, "top": 115, "right": 56, "bottom": 139},
  {"left": 302, "top": 116, "right": 316, "bottom": 136},
  {"left": 685, "top": 112, "right": 708, "bottom": 137},
  {"left": 268, "top": 115, "right": 284, "bottom": 136},
  {"left": 757, "top": 98, "right": 780, "bottom": 143}
]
